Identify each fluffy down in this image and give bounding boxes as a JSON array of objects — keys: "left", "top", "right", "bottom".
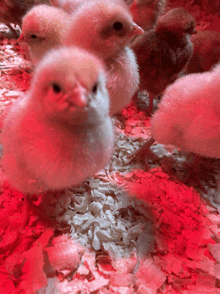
[
  {"left": 1, "top": 47, "right": 114, "bottom": 194},
  {"left": 187, "top": 30, "right": 220, "bottom": 74},
  {"left": 0, "top": 0, "right": 50, "bottom": 36},
  {"left": 131, "top": 7, "right": 196, "bottom": 114},
  {"left": 64, "top": 0, "right": 144, "bottom": 115},
  {"left": 19, "top": 4, "right": 71, "bottom": 65},
  {"left": 129, "top": 0, "right": 167, "bottom": 31},
  {"left": 151, "top": 63, "right": 220, "bottom": 158}
]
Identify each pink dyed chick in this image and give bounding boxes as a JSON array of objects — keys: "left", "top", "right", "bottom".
[
  {"left": 64, "top": 0, "right": 144, "bottom": 116},
  {"left": 1, "top": 46, "right": 114, "bottom": 194},
  {"left": 187, "top": 30, "right": 220, "bottom": 74},
  {"left": 0, "top": 0, "right": 49, "bottom": 37},
  {"left": 129, "top": 0, "right": 167, "bottom": 31},
  {"left": 131, "top": 7, "right": 196, "bottom": 114},
  {"left": 18, "top": 4, "right": 71, "bottom": 65}
]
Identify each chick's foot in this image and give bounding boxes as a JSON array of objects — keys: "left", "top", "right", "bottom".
[{"left": 127, "top": 137, "right": 157, "bottom": 170}]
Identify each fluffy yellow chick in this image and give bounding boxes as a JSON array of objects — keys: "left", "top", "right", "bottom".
[
  {"left": 1, "top": 46, "right": 114, "bottom": 194},
  {"left": 64, "top": 0, "right": 144, "bottom": 116},
  {"left": 18, "top": 4, "right": 71, "bottom": 65}
]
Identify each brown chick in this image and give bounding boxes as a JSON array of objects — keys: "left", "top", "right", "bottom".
[
  {"left": 129, "top": 0, "right": 167, "bottom": 31},
  {"left": 187, "top": 30, "right": 220, "bottom": 74},
  {"left": 131, "top": 7, "right": 196, "bottom": 115},
  {"left": 0, "top": 0, "right": 49, "bottom": 37}
]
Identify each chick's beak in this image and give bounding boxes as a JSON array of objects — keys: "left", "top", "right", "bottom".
[
  {"left": 68, "top": 82, "right": 88, "bottom": 108},
  {"left": 17, "top": 33, "right": 25, "bottom": 43},
  {"left": 132, "top": 23, "right": 144, "bottom": 36},
  {"left": 192, "top": 28, "right": 197, "bottom": 34}
]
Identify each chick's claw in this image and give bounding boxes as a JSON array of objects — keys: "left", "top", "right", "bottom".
[
  {"left": 128, "top": 137, "right": 157, "bottom": 170},
  {"left": 182, "top": 154, "right": 207, "bottom": 194}
]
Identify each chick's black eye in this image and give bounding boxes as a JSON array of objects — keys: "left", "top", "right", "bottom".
[
  {"left": 52, "top": 83, "right": 61, "bottom": 94},
  {"left": 92, "top": 83, "right": 98, "bottom": 93},
  {"left": 113, "top": 21, "right": 123, "bottom": 31},
  {"left": 30, "top": 34, "right": 37, "bottom": 39}
]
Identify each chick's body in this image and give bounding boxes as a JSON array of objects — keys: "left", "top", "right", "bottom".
[
  {"left": 131, "top": 8, "right": 196, "bottom": 113},
  {"left": 187, "top": 30, "right": 220, "bottom": 74},
  {"left": 104, "top": 46, "right": 139, "bottom": 115},
  {"left": 1, "top": 47, "right": 114, "bottom": 194},
  {"left": 19, "top": 4, "right": 71, "bottom": 65},
  {"left": 64, "top": 0, "right": 143, "bottom": 115},
  {"left": 151, "top": 64, "right": 220, "bottom": 158},
  {"left": 129, "top": 0, "right": 166, "bottom": 31}
]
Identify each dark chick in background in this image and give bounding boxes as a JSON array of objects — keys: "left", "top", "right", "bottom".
[
  {"left": 129, "top": 0, "right": 167, "bottom": 31},
  {"left": 187, "top": 30, "right": 220, "bottom": 74},
  {"left": 131, "top": 7, "right": 196, "bottom": 115}
]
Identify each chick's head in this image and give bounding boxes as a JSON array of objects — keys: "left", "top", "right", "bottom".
[
  {"left": 30, "top": 46, "right": 109, "bottom": 124},
  {"left": 65, "top": 0, "right": 143, "bottom": 60},
  {"left": 156, "top": 8, "right": 196, "bottom": 37},
  {"left": 20, "top": 5, "right": 70, "bottom": 52}
]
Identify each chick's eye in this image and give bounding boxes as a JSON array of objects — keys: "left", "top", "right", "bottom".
[
  {"left": 113, "top": 22, "right": 124, "bottom": 31},
  {"left": 92, "top": 83, "right": 98, "bottom": 93},
  {"left": 30, "top": 34, "right": 37, "bottom": 39},
  {"left": 52, "top": 83, "right": 62, "bottom": 94}
]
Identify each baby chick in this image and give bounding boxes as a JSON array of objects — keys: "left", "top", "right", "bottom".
[
  {"left": 151, "top": 63, "right": 220, "bottom": 193},
  {"left": 18, "top": 4, "right": 71, "bottom": 65},
  {"left": 64, "top": 0, "right": 144, "bottom": 116},
  {"left": 131, "top": 63, "right": 220, "bottom": 193},
  {"left": 151, "top": 65, "right": 220, "bottom": 158},
  {"left": 187, "top": 30, "right": 220, "bottom": 74},
  {"left": 129, "top": 0, "right": 167, "bottom": 31},
  {"left": 0, "top": 0, "right": 49, "bottom": 37},
  {"left": 131, "top": 8, "right": 196, "bottom": 114},
  {"left": 1, "top": 46, "right": 114, "bottom": 194}
]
